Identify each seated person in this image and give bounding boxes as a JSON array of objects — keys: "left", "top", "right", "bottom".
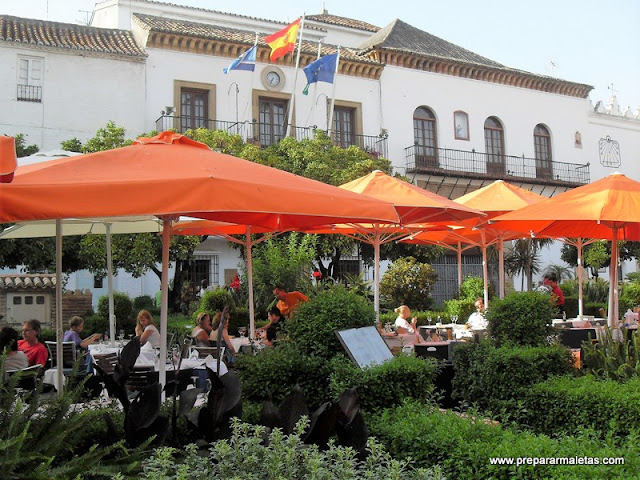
[
  {"left": 191, "top": 312, "right": 212, "bottom": 347},
  {"left": 0, "top": 326, "right": 29, "bottom": 372},
  {"left": 572, "top": 317, "right": 592, "bottom": 328},
  {"left": 262, "top": 306, "right": 285, "bottom": 346},
  {"left": 64, "top": 316, "right": 101, "bottom": 350},
  {"left": 394, "top": 305, "right": 422, "bottom": 346},
  {"left": 466, "top": 298, "right": 488, "bottom": 331},
  {"left": 210, "top": 311, "right": 237, "bottom": 363},
  {"left": 18, "top": 319, "right": 48, "bottom": 367},
  {"left": 135, "top": 310, "right": 161, "bottom": 348}
]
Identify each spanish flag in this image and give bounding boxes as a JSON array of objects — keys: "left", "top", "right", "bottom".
[{"left": 265, "top": 18, "right": 301, "bottom": 62}]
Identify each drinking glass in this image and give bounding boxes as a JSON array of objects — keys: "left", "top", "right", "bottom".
[
  {"left": 118, "top": 330, "right": 125, "bottom": 342},
  {"left": 427, "top": 316, "right": 433, "bottom": 326},
  {"left": 238, "top": 327, "right": 247, "bottom": 338}
]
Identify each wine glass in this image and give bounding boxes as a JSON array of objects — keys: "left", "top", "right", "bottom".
[
  {"left": 238, "top": 327, "right": 247, "bottom": 338},
  {"left": 118, "top": 330, "right": 125, "bottom": 342},
  {"left": 427, "top": 316, "right": 433, "bottom": 326}
]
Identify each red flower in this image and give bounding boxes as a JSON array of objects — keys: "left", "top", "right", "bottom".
[{"left": 312, "top": 270, "right": 322, "bottom": 279}]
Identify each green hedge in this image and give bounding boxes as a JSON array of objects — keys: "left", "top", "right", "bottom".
[
  {"left": 369, "top": 400, "right": 640, "bottom": 479},
  {"left": 452, "top": 342, "right": 576, "bottom": 413},
  {"left": 235, "top": 343, "right": 352, "bottom": 410},
  {"left": 510, "top": 375, "right": 640, "bottom": 439},
  {"left": 487, "top": 291, "right": 556, "bottom": 347},
  {"left": 328, "top": 354, "right": 438, "bottom": 413}
]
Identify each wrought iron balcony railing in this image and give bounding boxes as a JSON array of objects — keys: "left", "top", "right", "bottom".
[
  {"left": 155, "top": 114, "right": 388, "bottom": 157},
  {"left": 17, "top": 84, "right": 42, "bottom": 102},
  {"left": 405, "top": 145, "right": 590, "bottom": 185}
]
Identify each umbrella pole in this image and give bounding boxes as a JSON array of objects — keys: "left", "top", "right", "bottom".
[
  {"left": 374, "top": 229, "right": 381, "bottom": 325},
  {"left": 106, "top": 223, "right": 116, "bottom": 347},
  {"left": 159, "top": 217, "right": 172, "bottom": 395},
  {"left": 481, "top": 232, "right": 489, "bottom": 309},
  {"left": 55, "top": 219, "right": 63, "bottom": 396},
  {"left": 608, "top": 228, "right": 619, "bottom": 327},
  {"left": 246, "top": 227, "right": 255, "bottom": 340},
  {"left": 457, "top": 242, "right": 462, "bottom": 287},
  {"left": 499, "top": 239, "right": 505, "bottom": 299},
  {"left": 577, "top": 238, "right": 584, "bottom": 320}
]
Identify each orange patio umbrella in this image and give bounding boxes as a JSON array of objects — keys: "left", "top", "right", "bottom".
[
  {"left": 0, "top": 135, "right": 17, "bottom": 183},
  {"left": 454, "top": 180, "right": 546, "bottom": 303},
  {"left": 0, "top": 132, "right": 400, "bottom": 390},
  {"left": 491, "top": 173, "right": 640, "bottom": 326},
  {"left": 335, "top": 171, "right": 485, "bottom": 321}
]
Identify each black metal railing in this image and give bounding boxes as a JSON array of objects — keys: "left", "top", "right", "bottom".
[
  {"left": 17, "top": 84, "right": 42, "bottom": 102},
  {"left": 405, "top": 145, "right": 590, "bottom": 185},
  {"left": 154, "top": 114, "right": 388, "bottom": 156}
]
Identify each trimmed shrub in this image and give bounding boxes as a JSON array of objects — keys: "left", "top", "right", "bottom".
[
  {"left": 82, "top": 313, "right": 108, "bottom": 338},
  {"left": 133, "top": 294, "right": 155, "bottom": 310},
  {"left": 379, "top": 256, "right": 437, "bottom": 311},
  {"left": 193, "top": 288, "right": 236, "bottom": 321},
  {"left": 512, "top": 375, "right": 640, "bottom": 439},
  {"left": 96, "top": 291, "right": 135, "bottom": 333},
  {"left": 563, "top": 296, "right": 579, "bottom": 318},
  {"left": 487, "top": 291, "right": 556, "bottom": 347},
  {"left": 329, "top": 354, "right": 438, "bottom": 413},
  {"left": 235, "top": 343, "right": 351, "bottom": 410},
  {"left": 452, "top": 342, "right": 575, "bottom": 413},
  {"left": 229, "top": 306, "right": 250, "bottom": 337},
  {"left": 286, "top": 284, "right": 374, "bottom": 358},
  {"left": 619, "top": 281, "right": 640, "bottom": 312},
  {"left": 369, "top": 400, "right": 640, "bottom": 479}
]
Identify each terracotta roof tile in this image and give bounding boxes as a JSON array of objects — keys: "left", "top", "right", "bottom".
[
  {"left": 359, "top": 18, "right": 504, "bottom": 68},
  {"left": 134, "top": 13, "right": 379, "bottom": 64},
  {"left": 0, "top": 15, "right": 146, "bottom": 57},
  {"left": 306, "top": 13, "right": 380, "bottom": 32},
  {"left": 0, "top": 274, "right": 56, "bottom": 289}
]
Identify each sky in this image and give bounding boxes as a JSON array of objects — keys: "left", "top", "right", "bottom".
[{"left": 2, "top": 0, "right": 639, "bottom": 109}]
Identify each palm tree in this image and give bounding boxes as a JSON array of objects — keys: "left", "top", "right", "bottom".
[
  {"left": 505, "top": 238, "right": 554, "bottom": 290},
  {"left": 544, "top": 264, "right": 574, "bottom": 283}
]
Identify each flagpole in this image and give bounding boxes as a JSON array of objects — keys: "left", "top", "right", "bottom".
[
  {"left": 326, "top": 46, "right": 340, "bottom": 140},
  {"left": 310, "top": 40, "right": 322, "bottom": 125},
  {"left": 286, "top": 14, "right": 305, "bottom": 138}
]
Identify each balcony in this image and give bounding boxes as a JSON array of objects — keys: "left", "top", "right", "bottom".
[
  {"left": 405, "top": 145, "right": 589, "bottom": 186},
  {"left": 17, "top": 84, "right": 42, "bottom": 103},
  {"left": 155, "top": 114, "right": 388, "bottom": 156}
]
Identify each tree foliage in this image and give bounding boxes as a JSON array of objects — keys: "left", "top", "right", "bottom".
[
  {"left": 379, "top": 256, "right": 437, "bottom": 310},
  {"left": 12, "top": 133, "right": 39, "bottom": 157}
]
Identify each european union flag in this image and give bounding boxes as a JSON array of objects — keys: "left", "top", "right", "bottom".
[
  {"left": 223, "top": 45, "right": 257, "bottom": 74},
  {"left": 302, "top": 53, "right": 338, "bottom": 94}
]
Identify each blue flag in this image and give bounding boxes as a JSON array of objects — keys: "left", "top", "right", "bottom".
[
  {"left": 302, "top": 53, "right": 338, "bottom": 94},
  {"left": 223, "top": 45, "right": 257, "bottom": 74}
]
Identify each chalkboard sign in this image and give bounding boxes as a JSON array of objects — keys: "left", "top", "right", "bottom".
[{"left": 335, "top": 326, "right": 394, "bottom": 369}]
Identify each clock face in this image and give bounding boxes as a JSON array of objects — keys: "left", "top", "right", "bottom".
[{"left": 266, "top": 71, "right": 281, "bottom": 86}]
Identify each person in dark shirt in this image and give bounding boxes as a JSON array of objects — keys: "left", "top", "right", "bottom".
[{"left": 262, "top": 306, "right": 285, "bottom": 346}]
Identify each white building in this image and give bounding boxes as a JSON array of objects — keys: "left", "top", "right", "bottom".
[{"left": 1, "top": 0, "right": 639, "bottom": 305}]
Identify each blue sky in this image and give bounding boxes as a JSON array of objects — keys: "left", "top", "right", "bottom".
[{"left": 3, "top": 0, "right": 639, "bottom": 109}]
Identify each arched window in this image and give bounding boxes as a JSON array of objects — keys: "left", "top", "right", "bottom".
[
  {"left": 484, "top": 117, "right": 504, "bottom": 176},
  {"left": 413, "top": 107, "right": 438, "bottom": 168},
  {"left": 534, "top": 124, "right": 552, "bottom": 179}
]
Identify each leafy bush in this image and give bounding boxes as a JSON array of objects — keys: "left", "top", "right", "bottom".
[
  {"left": 286, "top": 284, "right": 375, "bottom": 358},
  {"left": 619, "top": 281, "right": 640, "bottom": 312},
  {"left": 97, "top": 291, "right": 135, "bottom": 333},
  {"left": 0, "top": 358, "right": 144, "bottom": 478},
  {"left": 562, "top": 295, "right": 578, "bottom": 318},
  {"left": 236, "top": 343, "right": 352, "bottom": 410},
  {"left": 452, "top": 342, "right": 575, "bottom": 413},
  {"left": 487, "top": 291, "right": 556, "bottom": 347},
  {"left": 82, "top": 313, "right": 109, "bottom": 338},
  {"left": 369, "top": 400, "right": 640, "bottom": 479},
  {"left": 136, "top": 418, "right": 440, "bottom": 479},
  {"left": 229, "top": 306, "right": 249, "bottom": 337},
  {"left": 133, "top": 294, "right": 155, "bottom": 310},
  {"left": 511, "top": 375, "right": 640, "bottom": 439},
  {"left": 329, "top": 354, "right": 438, "bottom": 413},
  {"left": 581, "top": 327, "right": 640, "bottom": 380},
  {"left": 379, "top": 256, "right": 437, "bottom": 311},
  {"left": 193, "top": 288, "right": 236, "bottom": 320}
]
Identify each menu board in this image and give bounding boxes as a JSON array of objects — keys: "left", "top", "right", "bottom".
[{"left": 335, "top": 326, "right": 394, "bottom": 369}]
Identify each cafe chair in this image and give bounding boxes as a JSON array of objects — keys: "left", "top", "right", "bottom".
[
  {"left": 45, "top": 341, "right": 77, "bottom": 375},
  {"left": 6, "top": 363, "right": 43, "bottom": 392},
  {"left": 126, "top": 366, "right": 157, "bottom": 393},
  {"left": 92, "top": 352, "right": 119, "bottom": 376},
  {"left": 193, "top": 345, "right": 225, "bottom": 360}
]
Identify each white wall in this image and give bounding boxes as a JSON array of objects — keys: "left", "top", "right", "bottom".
[{"left": 0, "top": 44, "right": 146, "bottom": 150}]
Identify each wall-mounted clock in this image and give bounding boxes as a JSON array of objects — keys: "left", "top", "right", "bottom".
[{"left": 261, "top": 66, "right": 285, "bottom": 92}]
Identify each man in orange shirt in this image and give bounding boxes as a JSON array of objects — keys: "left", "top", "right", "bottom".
[{"left": 273, "top": 285, "right": 308, "bottom": 317}]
